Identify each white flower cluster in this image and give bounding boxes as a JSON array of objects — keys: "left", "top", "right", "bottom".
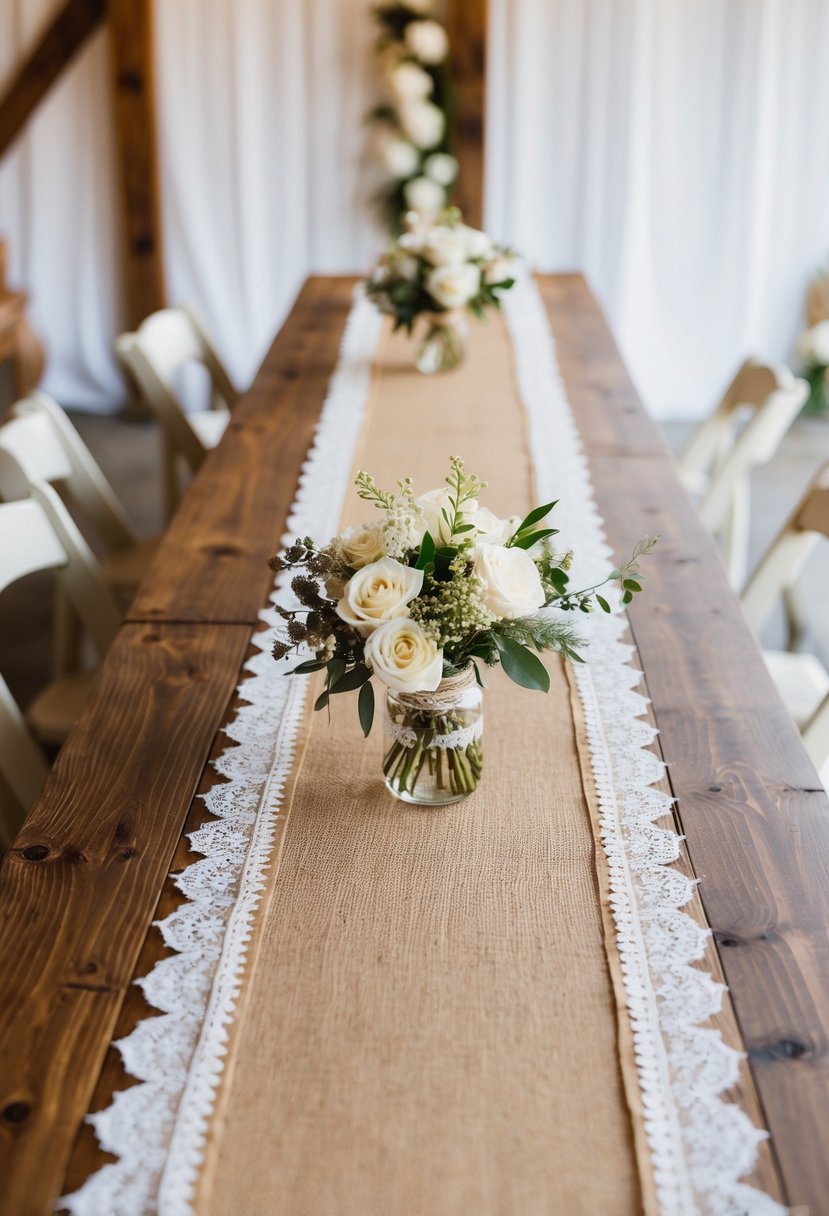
[
  {"left": 329, "top": 479, "right": 546, "bottom": 694},
  {"left": 370, "top": 1, "right": 457, "bottom": 223},
  {"left": 368, "top": 210, "right": 517, "bottom": 315}
]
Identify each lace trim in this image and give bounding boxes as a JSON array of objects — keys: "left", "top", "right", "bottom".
[
  {"left": 383, "top": 711, "right": 483, "bottom": 750},
  {"left": 61, "top": 279, "right": 784, "bottom": 1216},
  {"left": 502, "top": 274, "right": 783, "bottom": 1216},
  {"left": 59, "top": 291, "right": 384, "bottom": 1216}
]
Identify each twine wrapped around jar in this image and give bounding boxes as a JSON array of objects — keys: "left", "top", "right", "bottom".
[{"left": 396, "top": 664, "right": 477, "bottom": 714}]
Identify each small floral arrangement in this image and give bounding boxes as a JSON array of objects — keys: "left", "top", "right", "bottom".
[
  {"left": 366, "top": 208, "right": 517, "bottom": 373},
  {"left": 270, "top": 456, "right": 655, "bottom": 804},
  {"left": 368, "top": 1, "right": 455, "bottom": 233}
]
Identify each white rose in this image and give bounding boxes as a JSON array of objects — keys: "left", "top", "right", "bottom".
[
  {"left": 399, "top": 100, "right": 445, "bottom": 149},
  {"left": 335, "top": 523, "right": 386, "bottom": 569},
  {"left": 392, "top": 251, "right": 421, "bottom": 281},
  {"left": 797, "top": 320, "right": 829, "bottom": 367},
  {"left": 427, "top": 262, "right": 481, "bottom": 309},
  {"left": 424, "top": 151, "right": 458, "bottom": 186},
  {"left": 388, "top": 61, "right": 433, "bottom": 102},
  {"left": 377, "top": 133, "right": 420, "bottom": 179},
  {"left": 403, "top": 175, "right": 445, "bottom": 214},
  {"left": 364, "top": 618, "right": 444, "bottom": 693},
  {"left": 473, "top": 545, "right": 545, "bottom": 619},
  {"left": 470, "top": 506, "right": 519, "bottom": 547},
  {"left": 417, "top": 487, "right": 478, "bottom": 543},
  {"left": 420, "top": 225, "right": 469, "bottom": 266},
  {"left": 461, "top": 225, "right": 494, "bottom": 260},
  {"left": 336, "top": 557, "right": 423, "bottom": 636},
  {"left": 483, "top": 254, "right": 515, "bottom": 286},
  {"left": 405, "top": 19, "right": 449, "bottom": 64}
]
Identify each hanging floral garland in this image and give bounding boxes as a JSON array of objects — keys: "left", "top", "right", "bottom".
[
  {"left": 367, "top": 2, "right": 458, "bottom": 234},
  {"left": 796, "top": 264, "right": 829, "bottom": 414}
]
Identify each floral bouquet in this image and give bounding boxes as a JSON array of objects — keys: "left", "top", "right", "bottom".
[
  {"left": 270, "top": 456, "right": 655, "bottom": 806},
  {"left": 365, "top": 208, "right": 517, "bottom": 373},
  {"left": 796, "top": 319, "right": 829, "bottom": 415},
  {"left": 368, "top": 1, "right": 455, "bottom": 232}
]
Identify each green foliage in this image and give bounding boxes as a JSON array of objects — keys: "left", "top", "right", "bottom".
[
  {"left": 493, "top": 635, "right": 551, "bottom": 693},
  {"left": 358, "top": 680, "right": 375, "bottom": 737}
]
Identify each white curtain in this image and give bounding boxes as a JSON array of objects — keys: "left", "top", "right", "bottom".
[
  {"left": 0, "top": 0, "right": 381, "bottom": 412},
  {"left": 486, "top": 0, "right": 829, "bottom": 419}
]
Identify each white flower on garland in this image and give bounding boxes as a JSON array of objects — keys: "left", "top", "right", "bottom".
[
  {"left": 796, "top": 319, "right": 829, "bottom": 368},
  {"left": 405, "top": 19, "right": 449, "bottom": 64},
  {"left": 424, "top": 152, "right": 458, "bottom": 187},
  {"left": 387, "top": 60, "right": 433, "bottom": 102},
  {"left": 427, "top": 262, "right": 481, "bottom": 310},
  {"left": 419, "top": 224, "right": 470, "bottom": 266},
  {"left": 399, "top": 99, "right": 445, "bottom": 149},
  {"left": 375, "top": 130, "right": 420, "bottom": 179},
  {"left": 484, "top": 254, "right": 516, "bottom": 286},
  {"left": 403, "top": 175, "right": 446, "bottom": 214}
]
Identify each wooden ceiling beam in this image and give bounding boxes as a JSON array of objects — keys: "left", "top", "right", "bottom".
[{"left": 0, "top": 0, "right": 105, "bottom": 161}]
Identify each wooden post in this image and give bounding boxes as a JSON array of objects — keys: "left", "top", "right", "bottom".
[
  {"left": 106, "top": 0, "right": 165, "bottom": 326},
  {"left": 447, "top": 0, "right": 487, "bottom": 229}
]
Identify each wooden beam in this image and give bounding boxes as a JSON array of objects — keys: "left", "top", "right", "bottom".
[
  {"left": 447, "top": 0, "right": 487, "bottom": 229},
  {"left": 0, "top": 0, "right": 105, "bottom": 161},
  {"left": 106, "top": 0, "right": 165, "bottom": 326}
]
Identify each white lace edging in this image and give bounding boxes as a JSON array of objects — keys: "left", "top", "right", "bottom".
[
  {"left": 58, "top": 292, "right": 384, "bottom": 1216},
  {"left": 382, "top": 710, "right": 483, "bottom": 751},
  {"left": 61, "top": 279, "right": 785, "bottom": 1216},
  {"left": 502, "top": 274, "right": 783, "bottom": 1216}
]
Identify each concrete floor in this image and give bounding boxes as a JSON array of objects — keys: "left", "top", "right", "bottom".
[{"left": 1, "top": 410, "right": 828, "bottom": 821}]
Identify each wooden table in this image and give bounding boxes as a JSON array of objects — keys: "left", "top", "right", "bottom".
[{"left": 1, "top": 276, "right": 827, "bottom": 1215}]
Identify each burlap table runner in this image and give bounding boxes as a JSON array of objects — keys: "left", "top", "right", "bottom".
[{"left": 195, "top": 315, "right": 647, "bottom": 1214}]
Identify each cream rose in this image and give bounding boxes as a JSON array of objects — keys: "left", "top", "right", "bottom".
[
  {"left": 336, "top": 557, "right": 423, "bottom": 636},
  {"left": 364, "top": 618, "right": 444, "bottom": 693},
  {"left": 417, "top": 487, "right": 478, "bottom": 543},
  {"left": 335, "top": 523, "right": 386, "bottom": 569},
  {"left": 403, "top": 175, "right": 445, "bottom": 214},
  {"left": 470, "top": 506, "right": 520, "bottom": 547},
  {"left": 405, "top": 19, "right": 449, "bottom": 64},
  {"left": 423, "top": 152, "right": 458, "bottom": 186},
  {"left": 420, "top": 225, "right": 468, "bottom": 266},
  {"left": 426, "top": 263, "right": 481, "bottom": 309},
  {"left": 377, "top": 132, "right": 420, "bottom": 179},
  {"left": 388, "top": 61, "right": 433, "bottom": 102},
  {"left": 473, "top": 545, "right": 545, "bottom": 619},
  {"left": 399, "top": 100, "right": 445, "bottom": 149},
  {"left": 461, "top": 225, "right": 494, "bottom": 260},
  {"left": 484, "top": 254, "right": 515, "bottom": 286}
]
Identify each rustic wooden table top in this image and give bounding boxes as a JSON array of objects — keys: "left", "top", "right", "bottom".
[{"left": 1, "top": 275, "right": 827, "bottom": 1215}]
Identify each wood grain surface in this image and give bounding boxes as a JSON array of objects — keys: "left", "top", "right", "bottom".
[
  {"left": 447, "top": 0, "right": 487, "bottom": 230},
  {"left": 539, "top": 274, "right": 829, "bottom": 1211},
  {"left": 0, "top": 623, "right": 251, "bottom": 1216}
]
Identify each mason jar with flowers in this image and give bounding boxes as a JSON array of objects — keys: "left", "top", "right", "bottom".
[
  {"left": 366, "top": 208, "right": 518, "bottom": 373},
  {"left": 270, "top": 456, "right": 656, "bottom": 806}
]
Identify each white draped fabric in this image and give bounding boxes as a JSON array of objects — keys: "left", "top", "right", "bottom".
[
  {"left": 486, "top": 0, "right": 829, "bottom": 419},
  {"left": 2, "top": 0, "right": 829, "bottom": 418}
]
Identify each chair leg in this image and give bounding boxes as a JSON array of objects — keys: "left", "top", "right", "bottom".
[
  {"left": 723, "top": 480, "right": 750, "bottom": 591},
  {"left": 803, "top": 694, "right": 829, "bottom": 776},
  {"left": 783, "top": 584, "right": 807, "bottom": 652},
  {"left": 53, "top": 582, "right": 82, "bottom": 678},
  {"left": 161, "top": 434, "right": 179, "bottom": 523}
]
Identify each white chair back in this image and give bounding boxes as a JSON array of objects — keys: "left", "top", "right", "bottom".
[
  {"left": 0, "top": 495, "right": 119, "bottom": 832},
  {"left": 0, "top": 392, "right": 137, "bottom": 553},
  {"left": 742, "top": 462, "right": 829, "bottom": 772},
  {"left": 115, "top": 306, "right": 237, "bottom": 517},
  {"left": 679, "top": 358, "right": 808, "bottom": 587}
]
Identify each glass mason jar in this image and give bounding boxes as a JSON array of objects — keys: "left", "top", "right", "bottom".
[
  {"left": 382, "top": 666, "right": 483, "bottom": 805},
  {"left": 415, "top": 310, "right": 469, "bottom": 375}
]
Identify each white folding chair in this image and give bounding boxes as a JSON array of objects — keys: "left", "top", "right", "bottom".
[
  {"left": 115, "top": 306, "right": 238, "bottom": 519},
  {"left": 0, "top": 392, "right": 160, "bottom": 598},
  {"left": 0, "top": 494, "right": 121, "bottom": 838},
  {"left": 679, "top": 358, "right": 808, "bottom": 589},
  {"left": 742, "top": 461, "right": 829, "bottom": 780}
]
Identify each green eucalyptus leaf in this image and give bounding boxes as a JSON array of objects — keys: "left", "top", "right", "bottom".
[
  {"left": 288, "top": 659, "right": 327, "bottom": 674},
  {"left": 494, "top": 635, "right": 551, "bottom": 693},
  {"left": 358, "top": 680, "right": 375, "bottom": 737},
  {"left": 596, "top": 595, "right": 612, "bottom": 614},
  {"left": 511, "top": 528, "right": 558, "bottom": 550},
  {"left": 514, "top": 501, "right": 558, "bottom": 535},
  {"left": 327, "top": 658, "right": 347, "bottom": 688},
  {"left": 314, "top": 689, "right": 330, "bottom": 712}
]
